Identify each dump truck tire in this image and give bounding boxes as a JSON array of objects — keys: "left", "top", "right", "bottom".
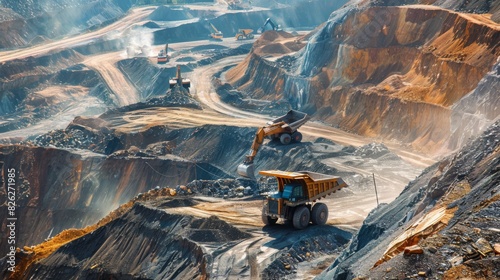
[
  {"left": 280, "top": 133, "right": 291, "bottom": 145},
  {"left": 237, "top": 35, "right": 244, "bottom": 40},
  {"left": 262, "top": 206, "right": 278, "bottom": 225},
  {"left": 311, "top": 203, "right": 328, "bottom": 225},
  {"left": 262, "top": 214, "right": 278, "bottom": 226},
  {"left": 292, "top": 132, "right": 302, "bottom": 142},
  {"left": 248, "top": 34, "right": 254, "bottom": 39},
  {"left": 293, "top": 206, "right": 310, "bottom": 229}
]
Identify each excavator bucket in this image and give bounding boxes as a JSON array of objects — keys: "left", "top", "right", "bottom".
[{"left": 237, "top": 163, "right": 255, "bottom": 179}]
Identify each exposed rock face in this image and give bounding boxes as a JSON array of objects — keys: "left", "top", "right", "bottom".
[
  {"left": 153, "top": 0, "right": 349, "bottom": 45},
  {"left": 0, "top": 50, "right": 83, "bottom": 105},
  {"left": 449, "top": 61, "right": 500, "bottom": 150},
  {"left": 317, "top": 120, "right": 500, "bottom": 279},
  {"left": 18, "top": 202, "right": 250, "bottom": 280},
  {"left": 434, "top": 0, "right": 500, "bottom": 14},
  {"left": 0, "top": 144, "right": 226, "bottom": 255},
  {"left": 0, "top": 51, "right": 113, "bottom": 134},
  {"left": 228, "top": 5, "right": 500, "bottom": 153},
  {"left": 0, "top": 0, "right": 133, "bottom": 49},
  {"left": 117, "top": 58, "right": 184, "bottom": 99}
]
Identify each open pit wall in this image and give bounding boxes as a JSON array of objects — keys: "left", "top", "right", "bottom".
[
  {"left": 317, "top": 120, "right": 500, "bottom": 279},
  {"left": 0, "top": 145, "right": 209, "bottom": 255},
  {"left": 0, "top": 0, "right": 133, "bottom": 49},
  {"left": 152, "top": 0, "right": 349, "bottom": 45},
  {"left": 228, "top": 5, "right": 500, "bottom": 153}
]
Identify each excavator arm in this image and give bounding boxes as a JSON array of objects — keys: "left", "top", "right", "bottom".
[
  {"left": 210, "top": 23, "right": 219, "bottom": 33},
  {"left": 238, "top": 122, "right": 286, "bottom": 178},
  {"left": 259, "top": 18, "right": 281, "bottom": 33}
]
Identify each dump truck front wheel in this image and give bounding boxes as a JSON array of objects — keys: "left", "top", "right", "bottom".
[
  {"left": 262, "top": 215, "right": 278, "bottom": 226},
  {"left": 293, "top": 206, "right": 310, "bottom": 229},
  {"left": 280, "top": 133, "right": 291, "bottom": 145},
  {"left": 262, "top": 206, "right": 278, "bottom": 225},
  {"left": 292, "top": 132, "right": 302, "bottom": 142},
  {"left": 311, "top": 203, "right": 328, "bottom": 225}
]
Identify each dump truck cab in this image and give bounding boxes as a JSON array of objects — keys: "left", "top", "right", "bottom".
[{"left": 260, "top": 170, "right": 347, "bottom": 229}]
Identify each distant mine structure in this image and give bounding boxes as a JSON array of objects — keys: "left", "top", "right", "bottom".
[
  {"left": 227, "top": 0, "right": 252, "bottom": 10},
  {"left": 157, "top": 44, "right": 169, "bottom": 64},
  {"left": 235, "top": 29, "right": 254, "bottom": 40},
  {"left": 169, "top": 65, "right": 191, "bottom": 92},
  {"left": 126, "top": 45, "right": 151, "bottom": 58},
  {"left": 209, "top": 23, "right": 223, "bottom": 40},
  {"left": 258, "top": 18, "right": 282, "bottom": 33}
]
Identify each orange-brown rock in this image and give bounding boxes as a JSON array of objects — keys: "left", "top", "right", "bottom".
[
  {"left": 228, "top": 5, "right": 500, "bottom": 154},
  {"left": 403, "top": 245, "right": 424, "bottom": 255}
]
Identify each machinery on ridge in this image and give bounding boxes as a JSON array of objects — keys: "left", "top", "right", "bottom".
[
  {"left": 258, "top": 18, "right": 282, "bottom": 33},
  {"left": 237, "top": 110, "right": 310, "bottom": 179},
  {"left": 227, "top": 0, "right": 251, "bottom": 10},
  {"left": 235, "top": 29, "right": 254, "bottom": 40},
  {"left": 169, "top": 65, "right": 191, "bottom": 92},
  {"left": 209, "top": 23, "right": 223, "bottom": 40},
  {"left": 157, "top": 44, "right": 169, "bottom": 64}
]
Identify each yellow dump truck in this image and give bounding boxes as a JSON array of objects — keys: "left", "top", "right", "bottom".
[
  {"left": 235, "top": 29, "right": 254, "bottom": 40},
  {"left": 260, "top": 170, "right": 347, "bottom": 229}
]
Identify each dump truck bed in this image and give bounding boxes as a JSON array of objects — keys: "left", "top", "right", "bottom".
[
  {"left": 259, "top": 170, "right": 347, "bottom": 203},
  {"left": 268, "top": 110, "right": 310, "bottom": 132}
]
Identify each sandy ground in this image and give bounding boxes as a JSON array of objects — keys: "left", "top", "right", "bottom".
[{"left": 84, "top": 54, "right": 140, "bottom": 106}]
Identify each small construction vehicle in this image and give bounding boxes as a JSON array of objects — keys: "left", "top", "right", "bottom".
[
  {"left": 260, "top": 170, "right": 347, "bottom": 229},
  {"left": 209, "top": 23, "right": 223, "bottom": 40},
  {"left": 157, "top": 44, "right": 169, "bottom": 64},
  {"left": 237, "top": 110, "right": 310, "bottom": 179},
  {"left": 235, "top": 29, "right": 254, "bottom": 40},
  {"left": 169, "top": 65, "right": 191, "bottom": 92},
  {"left": 258, "top": 18, "right": 282, "bottom": 33},
  {"left": 227, "top": 0, "right": 251, "bottom": 10}
]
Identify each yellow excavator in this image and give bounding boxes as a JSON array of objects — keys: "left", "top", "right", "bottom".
[
  {"left": 237, "top": 110, "right": 310, "bottom": 179},
  {"left": 209, "top": 23, "right": 223, "bottom": 40}
]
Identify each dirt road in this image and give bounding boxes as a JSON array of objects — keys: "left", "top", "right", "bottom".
[
  {"left": 84, "top": 53, "right": 140, "bottom": 106},
  {"left": 0, "top": 6, "right": 155, "bottom": 63}
]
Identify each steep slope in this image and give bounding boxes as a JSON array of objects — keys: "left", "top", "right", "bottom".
[
  {"left": 317, "top": 120, "right": 500, "bottom": 279},
  {"left": 152, "top": 0, "right": 349, "bottom": 45},
  {"left": 227, "top": 4, "right": 500, "bottom": 153},
  {"left": 0, "top": 144, "right": 219, "bottom": 255},
  {"left": 449, "top": 61, "right": 500, "bottom": 149},
  {"left": 19, "top": 202, "right": 250, "bottom": 280},
  {"left": 0, "top": 0, "right": 133, "bottom": 49}
]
